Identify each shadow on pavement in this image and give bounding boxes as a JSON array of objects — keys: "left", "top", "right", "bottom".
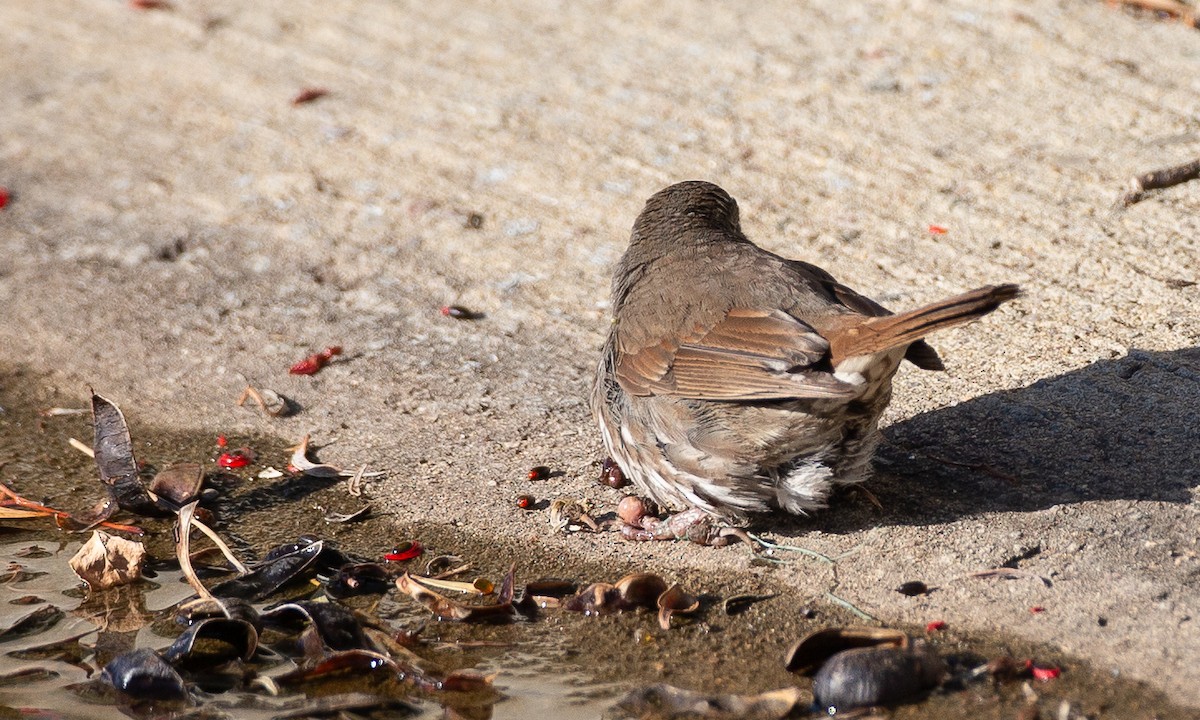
[{"left": 778, "top": 347, "right": 1200, "bottom": 534}]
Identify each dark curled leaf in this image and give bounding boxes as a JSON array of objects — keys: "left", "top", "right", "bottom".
[
  {"left": 8, "top": 630, "right": 95, "bottom": 666},
  {"left": 657, "top": 584, "right": 699, "bottom": 630},
  {"left": 262, "top": 601, "right": 371, "bottom": 652},
  {"left": 0, "top": 605, "right": 64, "bottom": 642},
  {"left": 90, "top": 394, "right": 159, "bottom": 516},
  {"left": 101, "top": 648, "right": 188, "bottom": 701},
  {"left": 325, "top": 563, "right": 396, "bottom": 599},
  {"left": 149, "top": 463, "right": 204, "bottom": 508},
  {"left": 160, "top": 618, "right": 258, "bottom": 669},
  {"left": 176, "top": 596, "right": 261, "bottom": 631},
  {"left": 784, "top": 627, "right": 908, "bottom": 675},
  {"left": 0, "top": 667, "right": 59, "bottom": 686},
  {"left": 276, "top": 649, "right": 398, "bottom": 686},
  {"left": 209, "top": 540, "right": 324, "bottom": 601}
]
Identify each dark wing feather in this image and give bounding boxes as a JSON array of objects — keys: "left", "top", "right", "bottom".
[{"left": 615, "top": 308, "right": 855, "bottom": 400}]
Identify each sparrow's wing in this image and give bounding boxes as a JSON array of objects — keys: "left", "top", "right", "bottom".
[{"left": 615, "top": 308, "right": 856, "bottom": 400}]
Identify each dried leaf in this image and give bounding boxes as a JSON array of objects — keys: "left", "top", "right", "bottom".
[
  {"left": 395, "top": 572, "right": 518, "bottom": 623},
  {"left": 657, "top": 583, "right": 699, "bottom": 630},
  {"left": 784, "top": 627, "right": 908, "bottom": 675},
  {"left": 68, "top": 531, "right": 146, "bottom": 590}
]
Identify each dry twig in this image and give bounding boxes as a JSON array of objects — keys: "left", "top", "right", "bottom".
[{"left": 1122, "top": 157, "right": 1200, "bottom": 205}]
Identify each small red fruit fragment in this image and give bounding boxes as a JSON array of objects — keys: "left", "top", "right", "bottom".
[
  {"left": 290, "top": 346, "right": 342, "bottom": 375},
  {"left": 925, "top": 620, "right": 947, "bottom": 633},
  {"left": 928, "top": 224, "right": 948, "bottom": 234},
  {"left": 129, "top": 0, "right": 171, "bottom": 8},
  {"left": 527, "top": 466, "right": 550, "bottom": 481},
  {"left": 1032, "top": 664, "right": 1061, "bottom": 681},
  {"left": 516, "top": 495, "right": 534, "bottom": 509},
  {"left": 216, "top": 435, "right": 228, "bottom": 448},
  {"left": 217, "top": 451, "right": 250, "bottom": 469},
  {"left": 0, "top": 187, "right": 9, "bottom": 210},
  {"left": 290, "top": 356, "right": 322, "bottom": 375},
  {"left": 1029, "top": 605, "right": 1046, "bottom": 614},
  {"left": 384, "top": 542, "right": 423, "bottom": 562}
]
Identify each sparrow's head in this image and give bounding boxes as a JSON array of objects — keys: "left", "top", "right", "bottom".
[{"left": 631, "top": 181, "right": 742, "bottom": 243}]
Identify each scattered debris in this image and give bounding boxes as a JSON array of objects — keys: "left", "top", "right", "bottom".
[
  {"left": 0, "top": 606, "right": 64, "bottom": 641},
  {"left": 1121, "top": 156, "right": 1200, "bottom": 205},
  {"left": 440, "top": 305, "right": 484, "bottom": 320},
  {"left": 1111, "top": 0, "right": 1197, "bottom": 28},
  {"left": 548, "top": 497, "right": 601, "bottom": 532},
  {"left": 1032, "top": 664, "right": 1062, "bottom": 681},
  {"left": 217, "top": 447, "right": 254, "bottom": 469},
  {"left": 288, "top": 434, "right": 384, "bottom": 479},
  {"left": 896, "top": 580, "right": 932, "bottom": 596},
  {"left": 39, "top": 406, "right": 86, "bottom": 417},
  {"left": 128, "top": 0, "right": 172, "bottom": 10},
  {"left": 324, "top": 505, "right": 371, "bottom": 523},
  {"left": 722, "top": 593, "right": 777, "bottom": 616},
  {"left": 237, "top": 385, "right": 296, "bottom": 417},
  {"left": 928, "top": 224, "right": 948, "bottom": 234},
  {"left": 292, "top": 87, "right": 329, "bottom": 105},
  {"left": 383, "top": 542, "right": 423, "bottom": 562},
  {"left": 289, "top": 346, "right": 343, "bottom": 375},
  {"left": 68, "top": 531, "right": 146, "bottom": 590},
  {"left": 967, "top": 567, "right": 1053, "bottom": 587},
  {"left": 395, "top": 567, "right": 519, "bottom": 623}
]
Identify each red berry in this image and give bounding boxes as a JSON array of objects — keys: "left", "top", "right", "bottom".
[
  {"left": 216, "top": 435, "right": 228, "bottom": 448},
  {"left": 384, "top": 542, "right": 422, "bottom": 562},
  {"left": 516, "top": 495, "right": 534, "bottom": 509},
  {"left": 527, "top": 466, "right": 550, "bottom": 481},
  {"left": 217, "top": 451, "right": 250, "bottom": 469},
  {"left": 0, "top": 187, "right": 9, "bottom": 210},
  {"left": 925, "top": 620, "right": 947, "bottom": 633},
  {"left": 1032, "top": 665, "right": 1061, "bottom": 681}
]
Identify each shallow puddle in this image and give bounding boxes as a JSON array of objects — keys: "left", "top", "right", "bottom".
[{"left": 1, "top": 366, "right": 1197, "bottom": 719}]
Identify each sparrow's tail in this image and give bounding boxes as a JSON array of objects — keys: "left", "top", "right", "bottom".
[{"left": 828, "top": 284, "right": 1020, "bottom": 364}]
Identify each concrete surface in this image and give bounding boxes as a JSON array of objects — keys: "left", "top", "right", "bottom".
[{"left": 2, "top": 0, "right": 1198, "bottom": 707}]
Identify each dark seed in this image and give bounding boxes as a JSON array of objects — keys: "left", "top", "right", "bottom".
[
  {"left": 465, "top": 212, "right": 484, "bottom": 229},
  {"left": 896, "top": 581, "right": 930, "bottom": 596},
  {"left": 599, "top": 458, "right": 628, "bottom": 488},
  {"left": 813, "top": 645, "right": 945, "bottom": 710}
]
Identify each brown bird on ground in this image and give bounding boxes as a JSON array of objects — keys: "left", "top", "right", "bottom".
[{"left": 592, "top": 180, "right": 1019, "bottom": 544}]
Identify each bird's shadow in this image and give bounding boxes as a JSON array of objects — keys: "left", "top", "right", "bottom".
[{"left": 769, "top": 347, "right": 1200, "bottom": 534}]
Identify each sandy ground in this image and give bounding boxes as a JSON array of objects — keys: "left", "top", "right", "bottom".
[{"left": 2, "top": 0, "right": 1199, "bottom": 708}]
